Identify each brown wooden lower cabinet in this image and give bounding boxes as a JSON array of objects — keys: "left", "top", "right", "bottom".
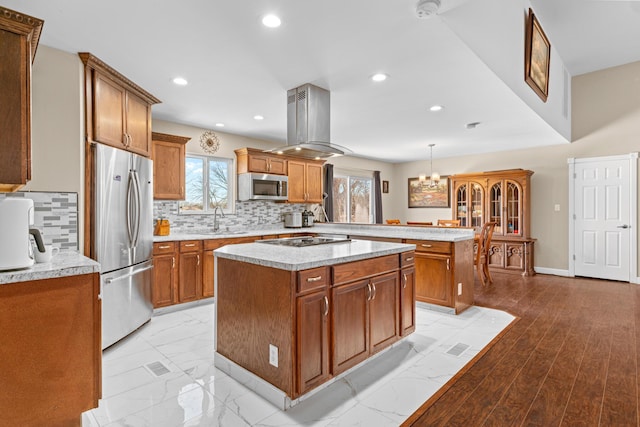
[
  {"left": 404, "top": 239, "right": 474, "bottom": 314},
  {"left": 217, "top": 251, "right": 413, "bottom": 399},
  {"left": 0, "top": 273, "right": 101, "bottom": 426},
  {"left": 400, "top": 264, "right": 416, "bottom": 336},
  {"left": 152, "top": 242, "right": 177, "bottom": 307},
  {"left": 178, "top": 240, "right": 203, "bottom": 302}
]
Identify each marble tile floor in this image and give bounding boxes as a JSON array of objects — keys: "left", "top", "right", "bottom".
[{"left": 82, "top": 302, "right": 515, "bottom": 427}]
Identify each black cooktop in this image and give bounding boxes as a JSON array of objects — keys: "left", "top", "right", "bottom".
[{"left": 257, "top": 236, "right": 351, "bottom": 247}]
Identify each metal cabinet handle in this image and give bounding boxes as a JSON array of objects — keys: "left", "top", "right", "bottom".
[
  {"left": 421, "top": 244, "right": 433, "bottom": 248},
  {"left": 323, "top": 296, "right": 329, "bottom": 316},
  {"left": 197, "top": 254, "right": 200, "bottom": 266},
  {"left": 403, "top": 273, "right": 408, "bottom": 289},
  {"left": 172, "top": 257, "right": 175, "bottom": 269},
  {"left": 185, "top": 243, "right": 196, "bottom": 247},
  {"left": 446, "top": 258, "right": 450, "bottom": 270},
  {"left": 159, "top": 245, "right": 171, "bottom": 249},
  {"left": 405, "top": 256, "right": 414, "bottom": 262},
  {"left": 367, "top": 283, "right": 372, "bottom": 301},
  {"left": 372, "top": 282, "right": 377, "bottom": 300},
  {"left": 307, "top": 275, "right": 323, "bottom": 282}
]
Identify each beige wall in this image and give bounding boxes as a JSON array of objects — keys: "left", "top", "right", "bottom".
[
  {"left": 25, "top": 45, "right": 85, "bottom": 246},
  {"left": 395, "top": 60, "right": 640, "bottom": 272}
]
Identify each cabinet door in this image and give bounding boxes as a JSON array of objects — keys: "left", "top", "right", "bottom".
[
  {"left": 125, "top": 91, "right": 151, "bottom": 156},
  {"left": 152, "top": 254, "right": 175, "bottom": 307},
  {"left": 178, "top": 251, "right": 202, "bottom": 302},
  {"left": 202, "top": 249, "right": 215, "bottom": 298},
  {"left": 400, "top": 267, "right": 416, "bottom": 336},
  {"left": 0, "top": 26, "right": 30, "bottom": 190},
  {"left": 332, "top": 279, "right": 369, "bottom": 375},
  {"left": 268, "top": 157, "right": 287, "bottom": 175},
  {"left": 297, "top": 290, "right": 330, "bottom": 394},
  {"left": 369, "top": 272, "right": 399, "bottom": 353},
  {"left": 93, "top": 72, "right": 125, "bottom": 148},
  {"left": 414, "top": 252, "right": 452, "bottom": 307},
  {"left": 247, "top": 154, "right": 270, "bottom": 173},
  {"left": 305, "top": 162, "right": 324, "bottom": 203},
  {"left": 153, "top": 139, "right": 185, "bottom": 199},
  {"left": 288, "top": 160, "right": 307, "bottom": 202}
]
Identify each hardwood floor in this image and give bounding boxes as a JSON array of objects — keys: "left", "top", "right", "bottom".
[{"left": 404, "top": 272, "right": 639, "bottom": 426}]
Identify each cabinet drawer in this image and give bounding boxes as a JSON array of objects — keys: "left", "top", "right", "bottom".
[
  {"left": 153, "top": 241, "right": 176, "bottom": 255},
  {"left": 332, "top": 255, "right": 399, "bottom": 286},
  {"left": 180, "top": 240, "right": 203, "bottom": 252},
  {"left": 298, "top": 267, "right": 328, "bottom": 294},
  {"left": 400, "top": 251, "right": 415, "bottom": 267},
  {"left": 406, "top": 240, "right": 451, "bottom": 254}
]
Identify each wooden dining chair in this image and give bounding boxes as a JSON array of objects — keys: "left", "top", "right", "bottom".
[
  {"left": 476, "top": 222, "right": 497, "bottom": 286},
  {"left": 437, "top": 219, "right": 460, "bottom": 227},
  {"left": 385, "top": 219, "right": 401, "bottom": 224}
]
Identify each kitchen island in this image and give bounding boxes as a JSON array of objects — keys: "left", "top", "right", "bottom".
[
  {"left": 214, "top": 238, "right": 416, "bottom": 409},
  {"left": 0, "top": 251, "right": 101, "bottom": 426}
]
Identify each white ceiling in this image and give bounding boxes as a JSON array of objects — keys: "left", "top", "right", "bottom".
[{"left": 4, "top": 0, "right": 640, "bottom": 163}]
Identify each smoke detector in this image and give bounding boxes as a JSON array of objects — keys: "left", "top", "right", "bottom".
[{"left": 416, "top": 0, "right": 441, "bottom": 18}]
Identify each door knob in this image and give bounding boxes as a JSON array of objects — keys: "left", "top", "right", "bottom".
[{"left": 617, "top": 224, "right": 630, "bottom": 229}]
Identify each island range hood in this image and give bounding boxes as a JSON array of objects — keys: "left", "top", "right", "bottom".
[{"left": 266, "top": 83, "right": 347, "bottom": 159}]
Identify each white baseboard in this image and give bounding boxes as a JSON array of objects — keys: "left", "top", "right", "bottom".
[
  {"left": 533, "top": 267, "right": 570, "bottom": 277},
  {"left": 631, "top": 277, "right": 640, "bottom": 285}
]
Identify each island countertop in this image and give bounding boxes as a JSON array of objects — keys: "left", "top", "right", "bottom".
[
  {"left": 0, "top": 251, "right": 100, "bottom": 285},
  {"left": 214, "top": 239, "right": 415, "bottom": 271}
]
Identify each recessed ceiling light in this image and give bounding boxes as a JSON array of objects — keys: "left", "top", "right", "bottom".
[
  {"left": 429, "top": 105, "right": 443, "bottom": 112},
  {"left": 254, "top": 115, "right": 264, "bottom": 120},
  {"left": 172, "top": 77, "right": 188, "bottom": 86},
  {"left": 262, "top": 14, "right": 281, "bottom": 28},
  {"left": 215, "top": 123, "right": 225, "bottom": 127},
  {"left": 371, "top": 73, "right": 388, "bottom": 82}
]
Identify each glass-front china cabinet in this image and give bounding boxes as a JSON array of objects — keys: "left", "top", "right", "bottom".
[{"left": 451, "top": 169, "right": 535, "bottom": 276}]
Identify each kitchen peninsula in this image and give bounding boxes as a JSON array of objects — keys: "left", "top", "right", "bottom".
[{"left": 214, "top": 237, "right": 416, "bottom": 409}]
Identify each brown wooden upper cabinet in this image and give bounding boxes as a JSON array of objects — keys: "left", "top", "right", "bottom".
[
  {"left": 235, "top": 147, "right": 287, "bottom": 175},
  {"left": 152, "top": 132, "right": 191, "bottom": 200},
  {"left": 79, "top": 53, "right": 161, "bottom": 157},
  {"left": 0, "top": 7, "right": 43, "bottom": 192},
  {"left": 288, "top": 159, "right": 324, "bottom": 203}
]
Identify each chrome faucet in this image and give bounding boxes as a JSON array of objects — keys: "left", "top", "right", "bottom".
[{"left": 213, "top": 206, "right": 225, "bottom": 232}]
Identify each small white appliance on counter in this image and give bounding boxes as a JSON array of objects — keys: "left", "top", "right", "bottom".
[
  {"left": 0, "top": 198, "right": 35, "bottom": 271},
  {"left": 284, "top": 212, "right": 302, "bottom": 228}
]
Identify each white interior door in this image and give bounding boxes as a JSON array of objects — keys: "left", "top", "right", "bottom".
[{"left": 573, "top": 157, "right": 631, "bottom": 281}]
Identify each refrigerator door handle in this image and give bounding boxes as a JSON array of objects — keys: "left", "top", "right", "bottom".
[
  {"left": 105, "top": 264, "right": 154, "bottom": 284},
  {"left": 126, "top": 170, "right": 135, "bottom": 247},
  {"left": 132, "top": 170, "right": 142, "bottom": 248}
]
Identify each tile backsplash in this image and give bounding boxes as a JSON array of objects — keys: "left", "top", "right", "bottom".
[
  {"left": 153, "top": 200, "right": 325, "bottom": 233},
  {"left": 0, "top": 192, "right": 78, "bottom": 250}
]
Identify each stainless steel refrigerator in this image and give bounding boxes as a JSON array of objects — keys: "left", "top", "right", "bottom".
[{"left": 94, "top": 143, "right": 154, "bottom": 349}]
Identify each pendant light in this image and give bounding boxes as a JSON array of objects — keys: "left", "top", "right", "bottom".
[{"left": 419, "top": 144, "right": 440, "bottom": 187}]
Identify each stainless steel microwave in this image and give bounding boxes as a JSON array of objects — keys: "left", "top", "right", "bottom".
[{"left": 238, "top": 173, "right": 288, "bottom": 201}]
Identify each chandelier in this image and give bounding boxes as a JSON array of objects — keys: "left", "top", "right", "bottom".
[{"left": 419, "top": 143, "right": 440, "bottom": 187}]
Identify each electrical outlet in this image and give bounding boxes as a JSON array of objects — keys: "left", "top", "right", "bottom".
[
  {"left": 269, "top": 344, "right": 278, "bottom": 367},
  {"left": 458, "top": 282, "right": 463, "bottom": 296}
]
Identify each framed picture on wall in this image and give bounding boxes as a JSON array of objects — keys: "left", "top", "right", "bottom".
[
  {"left": 408, "top": 176, "right": 450, "bottom": 208},
  {"left": 524, "top": 8, "right": 551, "bottom": 102}
]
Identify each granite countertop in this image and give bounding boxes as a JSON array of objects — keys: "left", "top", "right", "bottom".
[
  {"left": 0, "top": 251, "right": 100, "bottom": 285},
  {"left": 153, "top": 223, "right": 474, "bottom": 243},
  {"left": 214, "top": 239, "right": 415, "bottom": 271}
]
